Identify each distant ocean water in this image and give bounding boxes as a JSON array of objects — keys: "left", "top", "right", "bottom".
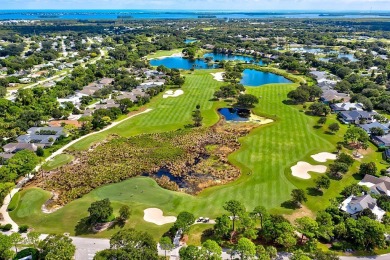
[{"left": 0, "top": 10, "right": 388, "bottom": 20}]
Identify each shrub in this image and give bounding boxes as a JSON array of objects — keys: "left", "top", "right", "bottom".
[
  {"left": 19, "top": 225, "right": 29, "bottom": 233},
  {"left": 2, "top": 223, "right": 12, "bottom": 231},
  {"left": 13, "top": 248, "right": 39, "bottom": 260}
]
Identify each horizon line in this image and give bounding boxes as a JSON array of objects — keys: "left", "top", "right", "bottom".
[{"left": 0, "top": 9, "right": 389, "bottom": 12}]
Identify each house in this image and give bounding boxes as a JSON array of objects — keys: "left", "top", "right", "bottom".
[
  {"left": 2, "top": 143, "right": 42, "bottom": 153},
  {"left": 320, "top": 90, "right": 350, "bottom": 104},
  {"left": 15, "top": 126, "right": 66, "bottom": 147},
  {"left": 0, "top": 153, "right": 14, "bottom": 164},
  {"left": 79, "top": 86, "right": 100, "bottom": 96},
  {"left": 359, "top": 174, "right": 390, "bottom": 196},
  {"left": 58, "top": 92, "right": 88, "bottom": 107},
  {"left": 371, "top": 134, "right": 390, "bottom": 148},
  {"left": 19, "top": 77, "right": 31, "bottom": 83},
  {"left": 330, "top": 102, "right": 364, "bottom": 112},
  {"left": 338, "top": 110, "right": 376, "bottom": 124},
  {"left": 340, "top": 194, "right": 386, "bottom": 220},
  {"left": 99, "top": 78, "right": 114, "bottom": 85},
  {"left": 358, "top": 122, "right": 389, "bottom": 134}
]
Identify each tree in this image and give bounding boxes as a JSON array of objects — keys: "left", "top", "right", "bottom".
[
  {"left": 87, "top": 198, "right": 113, "bottom": 225},
  {"left": 235, "top": 238, "right": 256, "bottom": 260},
  {"left": 287, "top": 88, "right": 309, "bottom": 104},
  {"left": 344, "top": 126, "right": 369, "bottom": 149},
  {"left": 235, "top": 94, "right": 259, "bottom": 109},
  {"left": 328, "top": 123, "right": 340, "bottom": 133},
  {"left": 118, "top": 98, "right": 133, "bottom": 113},
  {"left": 223, "top": 200, "right": 246, "bottom": 231},
  {"left": 309, "top": 102, "right": 330, "bottom": 116},
  {"left": 266, "top": 246, "right": 277, "bottom": 259},
  {"left": 237, "top": 213, "right": 258, "bottom": 240},
  {"left": 159, "top": 236, "right": 174, "bottom": 258},
  {"left": 27, "top": 232, "right": 41, "bottom": 249},
  {"left": 100, "top": 229, "right": 158, "bottom": 260},
  {"left": 118, "top": 205, "right": 131, "bottom": 222},
  {"left": 262, "top": 215, "right": 296, "bottom": 249},
  {"left": 370, "top": 127, "right": 385, "bottom": 136},
  {"left": 317, "top": 117, "right": 327, "bottom": 125},
  {"left": 359, "top": 162, "right": 377, "bottom": 176},
  {"left": 345, "top": 217, "right": 386, "bottom": 251},
  {"left": 291, "top": 250, "right": 311, "bottom": 260},
  {"left": 192, "top": 108, "right": 203, "bottom": 127},
  {"left": 202, "top": 239, "right": 222, "bottom": 260},
  {"left": 377, "top": 195, "right": 390, "bottom": 211},
  {"left": 39, "top": 235, "right": 75, "bottom": 260},
  {"left": 251, "top": 206, "right": 269, "bottom": 228},
  {"left": 256, "top": 245, "right": 270, "bottom": 260},
  {"left": 315, "top": 175, "right": 330, "bottom": 191},
  {"left": 315, "top": 212, "right": 334, "bottom": 241},
  {"left": 35, "top": 146, "right": 44, "bottom": 157},
  {"left": 336, "top": 153, "right": 354, "bottom": 166},
  {"left": 214, "top": 214, "right": 232, "bottom": 239},
  {"left": 10, "top": 233, "right": 23, "bottom": 253},
  {"left": 295, "top": 217, "right": 319, "bottom": 243},
  {"left": 179, "top": 245, "right": 203, "bottom": 260},
  {"left": 291, "top": 189, "right": 307, "bottom": 207},
  {"left": 174, "top": 211, "right": 195, "bottom": 233},
  {"left": 0, "top": 233, "right": 14, "bottom": 260}
]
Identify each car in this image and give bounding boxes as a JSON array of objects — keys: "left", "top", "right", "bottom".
[
  {"left": 197, "top": 217, "right": 204, "bottom": 222},
  {"left": 202, "top": 218, "right": 210, "bottom": 223}
]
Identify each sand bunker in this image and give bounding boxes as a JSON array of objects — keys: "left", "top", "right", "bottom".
[
  {"left": 163, "top": 89, "right": 184, "bottom": 98},
  {"left": 144, "top": 208, "right": 177, "bottom": 225},
  {"left": 153, "top": 53, "right": 183, "bottom": 60},
  {"left": 291, "top": 162, "right": 327, "bottom": 180},
  {"left": 211, "top": 72, "right": 225, "bottom": 82},
  {"left": 311, "top": 152, "right": 337, "bottom": 163}
]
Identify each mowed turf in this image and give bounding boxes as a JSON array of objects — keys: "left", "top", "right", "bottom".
[
  {"left": 12, "top": 73, "right": 352, "bottom": 239},
  {"left": 70, "top": 70, "right": 222, "bottom": 150},
  {"left": 41, "top": 154, "right": 75, "bottom": 171}
]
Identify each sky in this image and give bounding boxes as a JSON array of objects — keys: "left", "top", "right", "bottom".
[{"left": 1, "top": 0, "right": 390, "bottom": 11}]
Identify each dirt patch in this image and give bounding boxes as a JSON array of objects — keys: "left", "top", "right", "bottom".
[{"left": 284, "top": 205, "right": 315, "bottom": 223}]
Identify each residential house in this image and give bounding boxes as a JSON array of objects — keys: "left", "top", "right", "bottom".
[
  {"left": 340, "top": 194, "right": 386, "bottom": 220},
  {"left": 320, "top": 90, "right": 350, "bottom": 104},
  {"left": 0, "top": 153, "right": 14, "bottom": 164},
  {"left": 16, "top": 126, "right": 66, "bottom": 147},
  {"left": 330, "top": 102, "right": 364, "bottom": 112},
  {"left": 358, "top": 122, "right": 389, "bottom": 134},
  {"left": 338, "top": 110, "right": 376, "bottom": 124},
  {"left": 99, "top": 78, "right": 114, "bottom": 85},
  {"left": 359, "top": 174, "right": 390, "bottom": 196},
  {"left": 372, "top": 134, "right": 390, "bottom": 148},
  {"left": 2, "top": 143, "right": 42, "bottom": 153}
]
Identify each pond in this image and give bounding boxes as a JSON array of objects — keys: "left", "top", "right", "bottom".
[
  {"left": 184, "top": 39, "right": 197, "bottom": 44},
  {"left": 319, "top": 53, "right": 359, "bottom": 62},
  {"left": 149, "top": 57, "right": 217, "bottom": 70},
  {"left": 149, "top": 53, "right": 264, "bottom": 70},
  {"left": 203, "top": 53, "right": 264, "bottom": 65},
  {"left": 218, "top": 108, "right": 251, "bottom": 122},
  {"left": 240, "top": 69, "right": 292, "bottom": 86},
  {"left": 143, "top": 169, "right": 188, "bottom": 188}
]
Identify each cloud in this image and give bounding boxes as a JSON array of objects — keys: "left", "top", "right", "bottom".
[{"left": 1, "top": 0, "right": 390, "bottom": 10}]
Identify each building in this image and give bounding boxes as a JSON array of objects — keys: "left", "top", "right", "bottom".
[
  {"left": 371, "top": 134, "right": 390, "bottom": 148},
  {"left": 0, "top": 153, "right": 14, "bottom": 164},
  {"left": 358, "top": 122, "right": 389, "bottom": 134},
  {"left": 338, "top": 110, "right": 376, "bottom": 124},
  {"left": 320, "top": 90, "right": 350, "bottom": 104},
  {"left": 330, "top": 102, "right": 364, "bottom": 112},
  {"left": 340, "top": 194, "right": 386, "bottom": 220},
  {"left": 2, "top": 143, "right": 42, "bottom": 153},
  {"left": 359, "top": 174, "right": 390, "bottom": 196}
]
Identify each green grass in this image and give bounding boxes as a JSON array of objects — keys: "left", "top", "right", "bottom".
[
  {"left": 41, "top": 154, "right": 75, "bottom": 171},
  {"left": 7, "top": 192, "right": 20, "bottom": 212},
  {"left": 69, "top": 70, "right": 223, "bottom": 151},
  {"left": 147, "top": 49, "right": 183, "bottom": 59},
  {"left": 11, "top": 69, "right": 383, "bottom": 242}
]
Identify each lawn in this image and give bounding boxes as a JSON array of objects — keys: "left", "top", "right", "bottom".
[
  {"left": 146, "top": 48, "right": 183, "bottom": 59},
  {"left": 41, "top": 154, "right": 75, "bottom": 171},
  {"left": 11, "top": 69, "right": 382, "bottom": 242}
]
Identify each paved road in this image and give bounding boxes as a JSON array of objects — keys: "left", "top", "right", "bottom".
[{"left": 72, "top": 237, "right": 110, "bottom": 260}]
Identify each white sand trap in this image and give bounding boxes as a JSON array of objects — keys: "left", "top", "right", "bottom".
[
  {"left": 291, "top": 162, "right": 327, "bottom": 179},
  {"left": 163, "top": 89, "right": 184, "bottom": 98},
  {"left": 152, "top": 53, "right": 183, "bottom": 60},
  {"left": 211, "top": 72, "right": 225, "bottom": 82},
  {"left": 311, "top": 152, "right": 337, "bottom": 163},
  {"left": 144, "top": 208, "right": 177, "bottom": 225}
]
